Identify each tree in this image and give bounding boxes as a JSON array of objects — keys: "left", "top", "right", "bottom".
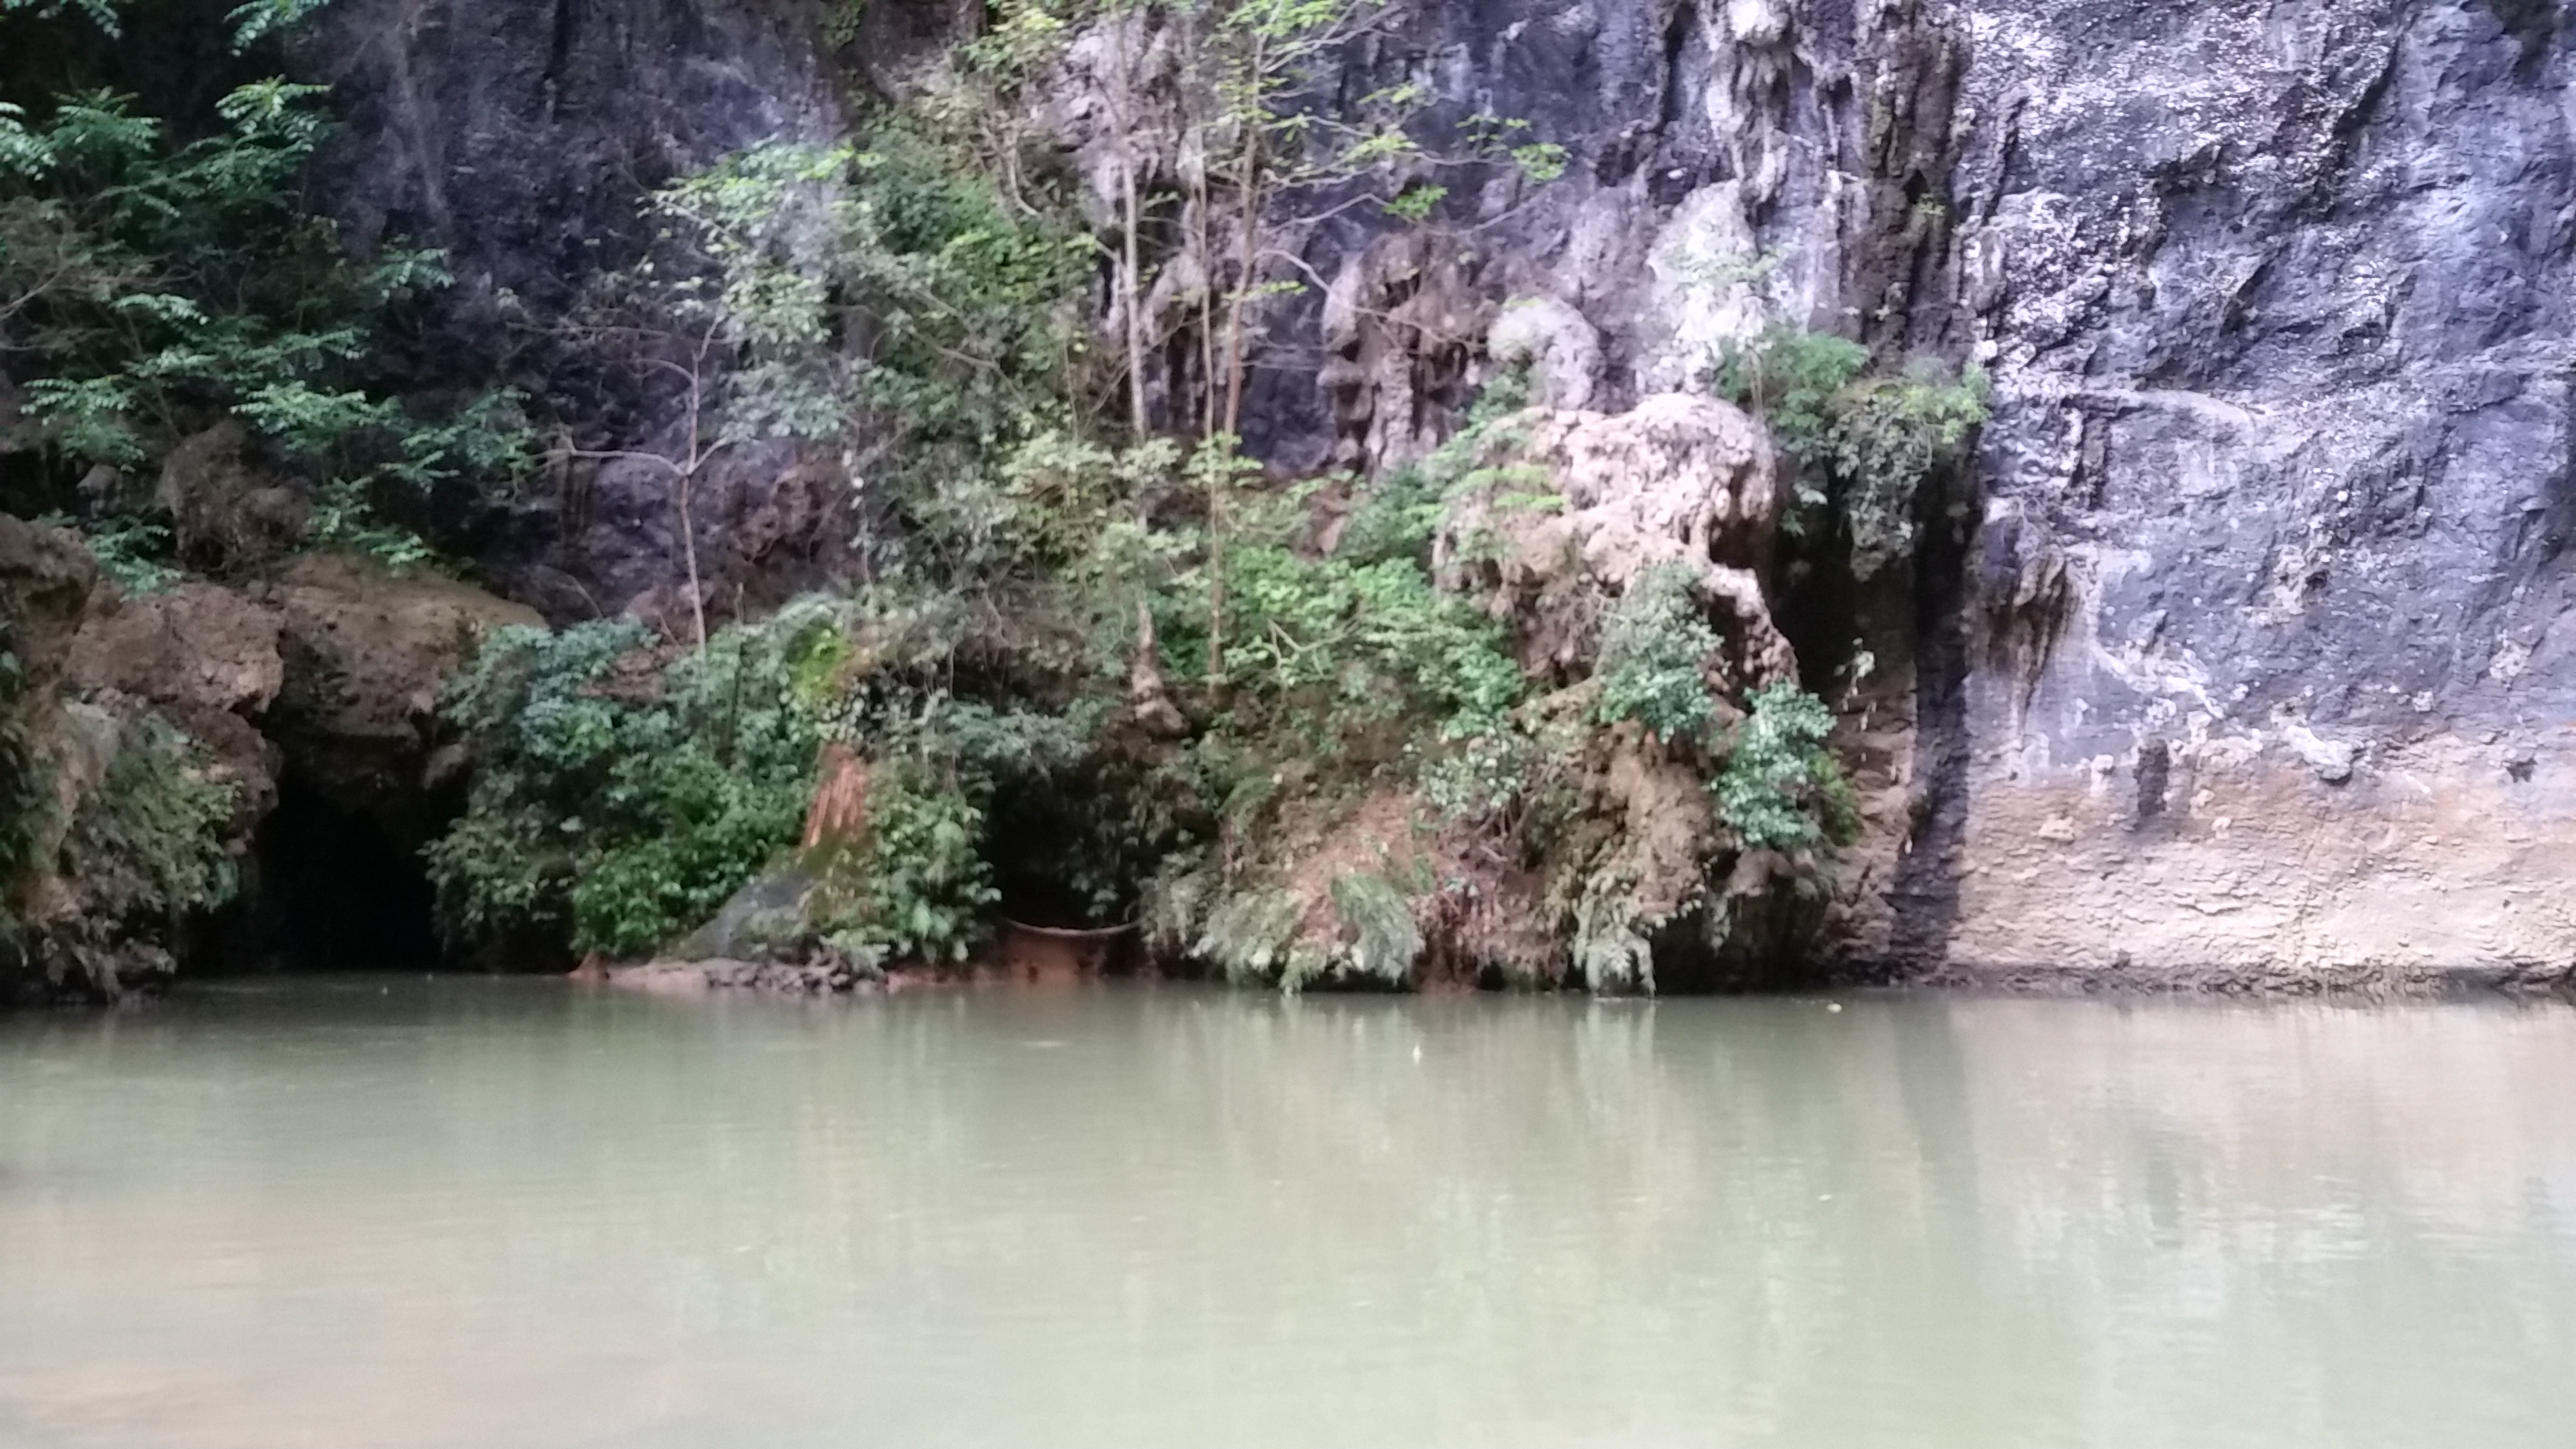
[{"left": 3, "top": 2, "right": 525, "bottom": 568}]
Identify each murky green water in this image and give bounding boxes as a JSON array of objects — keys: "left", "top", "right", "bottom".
[{"left": 3, "top": 979, "right": 2575, "bottom": 1447}]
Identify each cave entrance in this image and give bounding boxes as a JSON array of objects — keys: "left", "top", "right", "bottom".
[
  {"left": 986, "top": 780, "right": 1118, "bottom": 932},
  {"left": 215, "top": 773, "right": 443, "bottom": 973}
]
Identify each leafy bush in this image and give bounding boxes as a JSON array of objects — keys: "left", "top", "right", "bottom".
[
  {"left": 602, "top": 131, "right": 1097, "bottom": 581},
  {"left": 1713, "top": 683, "right": 1856, "bottom": 854},
  {"left": 1221, "top": 546, "right": 1524, "bottom": 751},
  {"left": 1194, "top": 886, "right": 1305, "bottom": 985},
  {"left": 1714, "top": 326, "right": 1868, "bottom": 466},
  {"left": 1339, "top": 364, "right": 1535, "bottom": 569},
  {"left": 827, "top": 770, "right": 999, "bottom": 964},
  {"left": 2, "top": 25, "right": 530, "bottom": 567},
  {"left": 1417, "top": 724, "right": 1538, "bottom": 828},
  {"left": 428, "top": 592, "right": 1106, "bottom": 962},
  {"left": 1592, "top": 564, "right": 1723, "bottom": 743},
  {"left": 1326, "top": 871, "right": 1421, "bottom": 987},
  {"left": 1715, "top": 326, "right": 1988, "bottom": 576},
  {"left": 425, "top": 605, "right": 846, "bottom": 957},
  {"left": 38, "top": 513, "right": 178, "bottom": 595},
  {"left": 1828, "top": 365, "right": 1992, "bottom": 578}
]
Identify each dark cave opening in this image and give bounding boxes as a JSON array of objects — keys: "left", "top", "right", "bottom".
[
  {"left": 984, "top": 777, "right": 1129, "bottom": 932},
  {"left": 208, "top": 773, "right": 443, "bottom": 973}
]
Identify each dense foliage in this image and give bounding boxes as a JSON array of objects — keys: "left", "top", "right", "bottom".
[
  {"left": 1593, "top": 564, "right": 1725, "bottom": 743},
  {"left": 2, "top": 0, "right": 527, "bottom": 567},
  {"left": 1714, "top": 683, "right": 1857, "bottom": 854},
  {"left": 1715, "top": 324, "right": 1990, "bottom": 578},
  {"left": 423, "top": 608, "right": 842, "bottom": 957},
  {"left": 4, "top": 0, "right": 1910, "bottom": 990},
  {"left": 60, "top": 712, "right": 238, "bottom": 930}
]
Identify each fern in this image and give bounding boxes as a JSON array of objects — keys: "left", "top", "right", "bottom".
[{"left": 1329, "top": 871, "right": 1421, "bottom": 986}]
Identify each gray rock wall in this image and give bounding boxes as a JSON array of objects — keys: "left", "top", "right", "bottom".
[
  {"left": 1940, "top": 0, "right": 2576, "bottom": 985},
  {"left": 290, "top": 0, "right": 2574, "bottom": 985},
  {"left": 1286, "top": 0, "right": 2576, "bottom": 985},
  {"left": 303, "top": 0, "right": 852, "bottom": 622}
]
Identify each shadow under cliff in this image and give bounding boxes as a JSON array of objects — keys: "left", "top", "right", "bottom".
[{"left": 200, "top": 772, "right": 444, "bottom": 975}]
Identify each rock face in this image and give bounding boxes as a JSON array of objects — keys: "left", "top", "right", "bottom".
[
  {"left": 1269, "top": 0, "right": 2576, "bottom": 987},
  {"left": 301, "top": 0, "right": 853, "bottom": 624},
  {"left": 1441, "top": 394, "right": 1795, "bottom": 686},
  {"left": 3, "top": 526, "right": 541, "bottom": 1001},
  {"left": 284, "top": 0, "right": 2574, "bottom": 987},
  {"left": 261, "top": 555, "right": 544, "bottom": 839},
  {"left": 1930, "top": 0, "right": 2576, "bottom": 987}
]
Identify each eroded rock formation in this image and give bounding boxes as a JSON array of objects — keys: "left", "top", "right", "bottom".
[
  {"left": 13, "top": 0, "right": 2572, "bottom": 992},
  {"left": 1, "top": 523, "right": 537, "bottom": 1002}
]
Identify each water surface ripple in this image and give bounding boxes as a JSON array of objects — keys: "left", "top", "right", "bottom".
[{"left": 3, "top": 978, "right": 2574, "bottom": 1448}]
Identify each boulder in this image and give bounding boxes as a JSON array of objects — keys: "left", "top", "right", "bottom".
[{"left": 261, "top": 553, "right": 541, "bottom": 841}]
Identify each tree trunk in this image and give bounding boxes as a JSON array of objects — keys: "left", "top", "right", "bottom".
[{"left": 678, "top": 468, "right": 708, "bottom": 653}]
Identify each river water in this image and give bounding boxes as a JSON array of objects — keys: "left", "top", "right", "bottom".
[{"left": 3, "top": 979, "right": 2574, "bottom": 1448}]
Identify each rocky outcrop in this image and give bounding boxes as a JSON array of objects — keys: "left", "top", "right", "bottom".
[
  {"left": 1442, "top": 393, "right": 1795, "bottom": 685},
  {"left": 70, "top": 582, "right": 288, "bottom": 832},
  {"left": 0, "top": 514, "right": 95, "bottom": 696},
  {"left": 3, "top": 516, "right": 541, "bottom": 1002},
  {"left": 155, "top": 421, "right": 309, "bottom": 573},
  {"left": 262, "top": 555, "right": 542, "bottom": 838},
  {"left": 241, "top": 0, "right": 2576, "bottom": 989},
  {"left": 1915, "top": 0, "right": 2576, "bottom": 987},
  {"left": 1264, "top": 0, "right": 2576, "bottom": 988},
  {"left": 298, "top": 0, "right": 854, "bottom": 627}
]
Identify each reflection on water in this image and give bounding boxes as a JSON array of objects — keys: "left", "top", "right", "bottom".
[{"left": 2, "top": 979, "right": 2574, "bottom": 1448}]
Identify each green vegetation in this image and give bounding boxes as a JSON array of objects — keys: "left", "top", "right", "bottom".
[
  {"left": 34, "top": 513, "right": 176, "bottom": 594},
  {"left": 1326, "top": 871, "right": 1422, "bottom": 987},
  {"left": 825, "top": 771, "right": 1000, "bottom": 964},
  {"left": 60, "top": 713, "right": 238, "bottom": 930},
  {"left": 423, "top": 608, "right": 842, "bottom": 957},
  {"left": 1714, "top": 683, "right": 1857, "bottom": 855},
  {"left": 1714, "top": 324, "right": 1990, "bottom": 578},
  {"left": 1593, "top": 564, "right": 1724, "bottom": 743},
  {"left": 2, "top": 0, "right": 1896, "bottom": 990},
  {"left": 1590, "top": 567, "right": 1855, "bottom": 858},
  {"left": 2, "top": 0, "right": 528, "bottom": 570},
  {"left": 406, "top": 0, "right": 1576, "bottom": 971}
]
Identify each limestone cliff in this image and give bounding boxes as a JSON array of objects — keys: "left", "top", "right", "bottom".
[
  {"left": 15, "top": 0, "right": 2570, "bottom": 990},
  {"left": 0, "top": 516, "right": 536, "bottom": 1002}
]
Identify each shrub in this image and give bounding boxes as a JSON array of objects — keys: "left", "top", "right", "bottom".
[
  {"left": 1339, "top": 364, "right": 1534, "bottom": 569},
  {"left": 1221, "top": 546, "right": 1525, "bottom": 754},
  {"left": 1714, "top": 326, "right": 1867, "bottom": 465},
  {"left": 1713, "top": 683, "right": 1857, "bottom": 854},
  {"left": 1592, "top": 564, "right": 1722, "bottom": 743},
  {"left": 425, "top": 605, "right": 844, "bottom": 957},
  {"left": 1326, "top": 871, "right": 1421, "bottom": 987},
  {"left": 37, "top": 513, "right": 177, "bottom": 595},
  {"left": 1829, "top": 365, "right": 1992, "bottom": 578},
  {"left": 2, "top": 70, "right": 528, "bottom": 563},
  {"left": 1715, "top": 327, "right": 1988, "bottom": 576},
  {"left": 826, "top": 770, "right": 999, "bottom": 964}
]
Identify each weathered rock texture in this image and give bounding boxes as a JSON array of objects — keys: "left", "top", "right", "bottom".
[
  {"left": 270, "top": 0, "right": 2574, "bottom": 988},
  {"left": 301, "top": 0, "right": 854, "bottom": 624},
  {"left": 1441, "top": 394, "right": 1794, "bottom": 685},
  {"left": 2, "top": 522, "right": 538, "bottom": 1001},
  {"left": 1249, "top": 0, "right": 2576, "bottom": 987},
  {"left": 1926, "top": 0, "right": 2576, "bottom": 987}
]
